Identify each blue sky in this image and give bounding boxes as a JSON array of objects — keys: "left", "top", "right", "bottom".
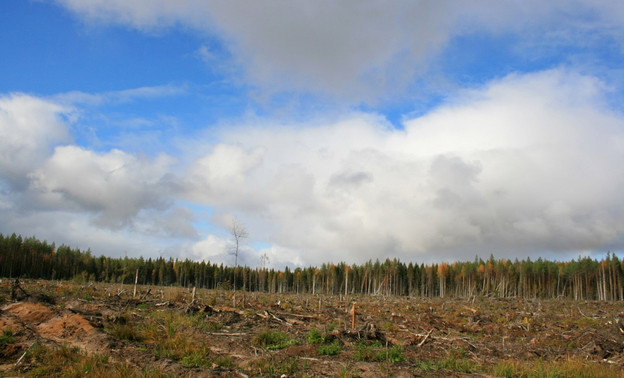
[{"left": 1, "top": 0, "right": 624, "bottom": 268}]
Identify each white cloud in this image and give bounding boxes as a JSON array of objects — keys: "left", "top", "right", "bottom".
[
  {"left": 0, "top": 94, "right": 72, "bottom": 187},
  {"left": 187, "top": 234, "right": 229, "bottom": 262},
  {"left": 182, "top": 69, "right": 624, "bottom": 265},
  {"left": 29, "top": 146, "right": 175, "bottom": 228},
  {"left": 184, "top": 233, "right": 260, "bottom": 266},
  {"left": 55, "top": 0, "right": 624, "bottom": 103},
  {"left": 185, "top": 143, "right": 264, "bottom": 208}
]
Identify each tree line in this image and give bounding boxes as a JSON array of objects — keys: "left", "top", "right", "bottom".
[{"left": 1, "top": 233, "right": 622, "bottom": 300}]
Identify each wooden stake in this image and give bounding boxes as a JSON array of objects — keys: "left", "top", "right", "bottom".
[{"left": 351, "top": 302, "right": 356, "bottom": 329}]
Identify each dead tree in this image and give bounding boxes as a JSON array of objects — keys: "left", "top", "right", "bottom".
[{"left": 229, "top": 218, "right": 248, "bottom": 292}]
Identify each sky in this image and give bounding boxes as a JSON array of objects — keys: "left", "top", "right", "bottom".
[{"left": 1, "top": 0, "right": 624, "bottom": 268}]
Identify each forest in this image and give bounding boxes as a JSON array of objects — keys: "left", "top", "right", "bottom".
[{"left": 1, "top": 232, "right": 622, "bottom": 301}]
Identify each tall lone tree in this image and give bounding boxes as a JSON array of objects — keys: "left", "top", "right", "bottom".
[{"left": 229, "top": 218, "right": 248, "bottom": 291}]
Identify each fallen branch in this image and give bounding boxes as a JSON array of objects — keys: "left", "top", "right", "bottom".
[
  {"left": 434, "top": 335, "right": 478, "bottom": 350},
  {"left": 216, "top": 306, "right": 245, "bottom": 315},
  {"left": 206, "top": 332, "right": 248, "bottom": 336},
  {"left": 272, "top": 311, "right": 321, "bottom": 320},
  {"left": 140, "top": 288, "right": 152, "bottom": 300},
  {"left": 417, "top": 328, "right": 434, "bottom": 347},
  {"left": 15, "top": 343, "right": 35, "bottom": 367},
  {"left": 257, "top": 310, "right": 293, "bottom": 326}
]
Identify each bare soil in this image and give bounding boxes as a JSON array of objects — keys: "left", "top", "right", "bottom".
[{"left": 1, "top": 280, "right": 624, "bottom": 377}]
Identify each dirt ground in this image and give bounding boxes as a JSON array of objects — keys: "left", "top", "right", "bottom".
[{"left": 1, "top": 280, "right": 624, "bottom": 377}]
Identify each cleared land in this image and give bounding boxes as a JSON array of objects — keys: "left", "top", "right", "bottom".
[{"left": 1, "top": 279, "right": 623, "bottom": 377}]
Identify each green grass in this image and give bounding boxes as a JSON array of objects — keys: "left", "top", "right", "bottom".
[
  {"left": 252, "top": 329, "right": 297, "bottom": 350},
  {"left": 353, "top": 340, "right": 381, "bottom": 362},
  {"left": 353, "top": 341, "right": 405, "bottom": 363},
  {"left": 251, "top": 356, "right": 301, "bottom": 376},
  {"left": 306, "top": 326, "right": 336, "bottom": 344},
  {"left": 374, "top": 345, "right": 406, "bottom": 363},
  {"left": 180, "top": 351, "right": 212, "bottom": 368},
  {"left": 306, "top": 327, "right": 326, "bottom": 344},
  {"left": 317, "top": 341, "right": 342, "bottom": 356},
  {"left": 415, "top": 357, "right": 478, "bottom": 373}
]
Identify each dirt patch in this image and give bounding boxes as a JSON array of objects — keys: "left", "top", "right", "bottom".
[
  {"left": 3, "top": 302, "right": 55, "bottom": 324},
  {"left": 37, "top": 313, "right": 96, "bottom": 341}
]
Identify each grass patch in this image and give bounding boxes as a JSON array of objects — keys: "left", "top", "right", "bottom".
[
  {"left": 0, "top": 329, "right": 17, "bottom": 344},
  {"left": 415, "top": 357, "right": 478, "bottom": 373},
  {"left": 353, "top": 341, "right": 404, "bottom": 363},
  {"left": 253, "top": 329, "right": 296, "bottom": 350},
  {"left": 131, "top": 310, "right": 212, "bottom": 363},
  {"left": 306, "top": 326, "right": 336, "bottom": 345},
  {"left": 306, "top": 327, "right": 327, "bottom": 344},
  {"left": 16, "top": 342, "right": 157, "bottom": 377},
  {"left": 251, "top": 356, "right": 301, "bottom": 376},
  {"left": 374, "top": 345, "right": 406, "bottom": 363},
  {"left": 189, "top": 313, "right": 223, "bottom": 332},
  {"left": 107, "top": 323, "right": 143, "bottom": 342},
  {"left": 306, "top": 326, "right": 341, "bottom": 355},
  {"left": 215, "top": 355, "right": 234, "bottom": 368},
  {"left": 317, "top": 341, "right": 342, "bottom": 356},
  {"left": 353, "top": 340, "right": 382, "bottom": 362},
  {"left": 180, "top": 351, "right": 212, "bottom": 368},
  {"left": 491, "top": 358, "right": 621, "bottom": 378}
]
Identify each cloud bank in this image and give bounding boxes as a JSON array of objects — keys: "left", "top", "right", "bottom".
[
  {"left": 183, "top": 69, "right": 624, "bottom": 265},
  {"left": 55, "top": 0, "right": 624, "bottom": 103},
  {"left": 1, "top": 69, "right": 623, "bottom": 266}
]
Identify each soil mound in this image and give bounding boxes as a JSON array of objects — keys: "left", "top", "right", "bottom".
[
  {"left": 37, "top": 313, "right": 96, "bottom": 341},
  {"left": 3, "top": 302, "right": 55, "bottom": 324}
]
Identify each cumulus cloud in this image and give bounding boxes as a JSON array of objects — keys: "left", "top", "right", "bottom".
[
  {"left": 182, "top": 69, "right": 624, "bottom": 265},
  {"left": 185, "top": 233, "right": 258, "bottom": 267},
  {"left": 55, "top": 0, "right": 624, "bottom": 103},
  {"left": 185, "top": 144, "right": 264, "bottom": 208},
  {"left": 0, "top": 88, "right": 203, "bottom": 263},
  {"left": 0, "top": 94, "right": 72, "bottom": 187},
  {"left": 28, "top": 146, "right": 175, "bottom": 228}
]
